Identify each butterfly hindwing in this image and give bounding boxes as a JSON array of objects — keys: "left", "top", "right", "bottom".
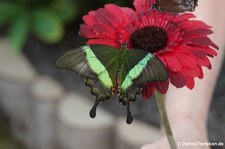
[
  {"left": 134, "top": 53, "right": 168, "bottom": 84},
  {"left": 56, "top": 45, "right": 119, "bottom": 101},
  {"left": 118, "top": 49, "right": 168, "bottom": 104},
  {"left": 117, "top": 49, "right": 148, "bottom": 104}
]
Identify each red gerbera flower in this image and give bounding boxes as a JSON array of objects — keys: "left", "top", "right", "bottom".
[{"left": 79, "top": 0, "right": 218, "bottom": 99}]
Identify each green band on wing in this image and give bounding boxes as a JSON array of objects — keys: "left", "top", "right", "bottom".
[
  {"left": 84, "top": 46, "right": 113, "bottom": 89},
  {"left": 120, "top": 53, "right": 153, "bottom": 90}
]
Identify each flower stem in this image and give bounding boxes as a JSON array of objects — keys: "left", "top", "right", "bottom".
[{"left": 155, "top": 91, "right": 177, "bottom": 149}]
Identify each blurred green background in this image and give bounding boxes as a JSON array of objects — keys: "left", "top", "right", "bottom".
[{"left": 0, "top": 0, "right": 133, "bottom": 52}]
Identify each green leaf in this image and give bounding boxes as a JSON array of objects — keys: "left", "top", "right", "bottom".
[
  {"left": 8, "top": 16, "right": 29, "bottom": 52},
  {"left": 51, "top": 0, "right": 78, "bottom": 22},
  {"left": 32, "top": 9, "right": 64, "bottom": 43},
  {"left": 0, "top": 2, "right": 24, "bottom": 25}
]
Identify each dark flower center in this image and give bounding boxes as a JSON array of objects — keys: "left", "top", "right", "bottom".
[{"left": 129, "top": 26, "right": 168, "bottom": 53}]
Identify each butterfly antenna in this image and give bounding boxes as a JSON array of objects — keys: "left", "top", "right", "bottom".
[
  {"left": 89, "top": 99, "right": 100, "bottom": 118},
  {"left": 126, "top": 102, "right": 133, "bottom": 124}
]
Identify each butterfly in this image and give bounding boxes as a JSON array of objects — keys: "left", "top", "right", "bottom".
[
  {"left": 153, "top": 0, "right": 198, "bottom": 13},
  {"left": 56, "top": 44, "right": 168, "bottom": 124}
]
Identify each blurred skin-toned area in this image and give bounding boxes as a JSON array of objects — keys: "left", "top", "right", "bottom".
[{"left": 142, "top": 0, "right": 225, "bottom": 148}]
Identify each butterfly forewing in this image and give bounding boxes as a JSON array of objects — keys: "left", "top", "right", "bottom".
[
  {"left": 56, "top": 45, "right": 119, "bottom": 101},
  {"left": 56, "top": 47, "right": 94, "bottom": 78}
]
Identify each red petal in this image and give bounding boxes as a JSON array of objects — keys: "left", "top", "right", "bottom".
[
  {"left": 79, "top": 25, "right": 98, "bottom": 38},
  {"left": 175, "top": 53, "right": 197, "bottom": 69},
  {"left": 133, "top": 0, "right": 155, "bottom": 12},
  {"left": 182, "top": 36, "right": 219, "bottom": 49},
  {"left": 83, "top": 11, "right": 97, "bottom": 25},
  {"left": 92, "top": 22, "right": 116, "bottom": 39},
  {"left": 181, "top": 47, "right": 206, "bottom": 58},
  {"left": 142, "top": 83, "right": 155, "bottom": 99},
  {"left": 87, "top": 39, "right": 118, "bottom": 47},
  {"left": 185, "top": 29, "right": 213, "bottom": 36},
  {"left": 169, "top": 71, "right": 186, "bottom": 88},
  {"left": 178, "top": 46, "right": 217, "bottom": 58},
  {"left": 198, "top": 67, "right": 204, "bottom": 79},
  {"left": 121, "top": 7, "right": 135, "bottom": 16},
  {"left": 141, "top": 16, "right": 151, "bottom": 26},
  {"left": 164, "top": 55, "right": 182, "bottom": 72},
  {"left": 200, "top": 46, "right": 217, "bottom": 57},
  {"left": 197, "top": 57, "right": 211, "bottom": 68},
  {"left": 186, "top": 77, "right": 195, "bottom": 89},
  {"left": 180, "top": 20, "right": 211, "bottom": 30},
  {"left": 155, "top": 80, "right": 169, "bottom": 94},
  {"left": 95, "top": 8, "right": 119, "bottom": 27},
  {"left": 182, "top": 67, "right": 200, "bottom": 77},
  {"left": 174, "top": 13, "right": 196, "bottom": 22},
  {"left": 105, "top": 4, "right": 133, "bottom": 25}
]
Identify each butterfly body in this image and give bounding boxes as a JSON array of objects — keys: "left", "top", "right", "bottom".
[
  {"left": 56, "top": 44, "right": 168, "bottom": 124},
  {"left": 153, "top": 0, "right": 198, "bottom": 13}
]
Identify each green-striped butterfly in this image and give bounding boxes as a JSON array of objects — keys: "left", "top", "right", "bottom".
[{"left": 56, "top": 44, "right": 168, "bottom": 124}]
